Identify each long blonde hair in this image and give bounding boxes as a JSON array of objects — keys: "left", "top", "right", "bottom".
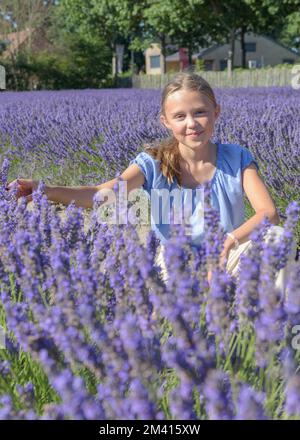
[{"left": 146, "top": 72, "right": 218, "bottom": 186}]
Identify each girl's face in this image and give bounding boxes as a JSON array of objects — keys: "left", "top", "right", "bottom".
[{"left": 160, "top": 89, "right": 220, "bottom": 150}]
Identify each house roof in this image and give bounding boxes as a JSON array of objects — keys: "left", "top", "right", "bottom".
[
  {"left": 165, "top": 34, "right": 299, "bottom": 63},
  {"left": 199, "top": 35, "right": 299, "bottom": 58},
  {"left": 0, "top": 28, "right": 33, "bottom": 56},
  {"left": 261, "top": 34, "right": 299, "bottom": 56}
]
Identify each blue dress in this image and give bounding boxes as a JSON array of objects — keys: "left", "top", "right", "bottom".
[{"left": 129, "top": 142, "right": 259, "bottom": 246}]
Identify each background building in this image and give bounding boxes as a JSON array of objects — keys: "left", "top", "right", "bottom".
[{"left": 145, "top": 33, "right": 299, "bottom": 74}]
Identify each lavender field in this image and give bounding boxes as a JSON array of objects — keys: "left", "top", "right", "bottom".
[{"left": 0, "top": 87, "right": 300, "bottom": 420}]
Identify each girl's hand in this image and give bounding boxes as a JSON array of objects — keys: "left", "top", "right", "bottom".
[
  {"left": 219, "top": 236, "right": 235, "bottom": 270},
  {"left": 207, "top": 269, "right": 212, "bottom": 286},
  {"left": 207, "top": 237, "right": 236, "bottom": 286},
  {"left": 7, "top": 178, "right": 39, "bottom": 203}
]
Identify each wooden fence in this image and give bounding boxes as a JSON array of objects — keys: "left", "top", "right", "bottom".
[{"left": 128, "top": 66, "right": 298, "bottom": 89}]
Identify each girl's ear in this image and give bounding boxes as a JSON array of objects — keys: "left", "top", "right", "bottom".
[{"left": 160, "top": 114, "right": 171, "bottom": 130}]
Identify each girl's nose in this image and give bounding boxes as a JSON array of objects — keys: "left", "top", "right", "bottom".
[{"left": 186, "top": 116, "right": 197, "bottom": 128}]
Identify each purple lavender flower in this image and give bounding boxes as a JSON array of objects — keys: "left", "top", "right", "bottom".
[
  {"left": 235, "top": 384, "right": 267, "bottom": 420},
  {"left": 203, "top": 369, "right": 235, "bottom": 420}
]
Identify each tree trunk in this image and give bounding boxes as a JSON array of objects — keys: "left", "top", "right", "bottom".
[
  {"left": 160, "top": 33, "right": 166, "bottom": 74},
  {"left": 240, "top": 27, "right": 246, "bottom": 69},
  {"left": 227, "top": 28, "right": 235, "bottom": 75},
  {"left": 111, "top": 41, "right": 118, "bottom": 85},
  {"left": 130, "top": 48, "right": 134, "bottom": 74},
  {"left": 229, "top": 29, "right": 235, "bottom": 66},
  {"left": 188, "top": 45, "right": 193, "bottom": 69}
]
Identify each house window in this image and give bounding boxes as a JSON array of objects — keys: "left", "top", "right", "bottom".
[
  {"left": 204, "top": 60, "right": 214, "bottom": 71},
  {"left": 282, "top": 58, "right": 294, "bottom": 64},
  {"left": 150, "top": 55, "right": 161, "bottom": 68},
  {"left": 219, "top": 59, "right": 227, "bottom": 71},
  {"left": 245, "top": 42, "right": 256, "bottom": 52}
]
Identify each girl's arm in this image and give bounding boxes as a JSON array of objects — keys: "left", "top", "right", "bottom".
[
  {"left": 224, "top": 163, "right": 279, "bottom": 251},
  {"left": 11, "top": 164, "right": 145, "bottom": 209}
]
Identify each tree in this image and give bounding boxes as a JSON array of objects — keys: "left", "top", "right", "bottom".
[
  {"left": 46, "top": 1, "right": 113, "bottom": 87},
  {"left": 245, "top": 0, "right": 300, "bottom": 37},
  {"left": 0, "top": 0, "right": 54, "bottom": 55},
  {"left": 279, "top": 11, "right": 300, "bottom": 50},
  {"left": 58, "top": 0, "right": 149, "bottom": 78},
  {"left": 0, "top": 1, "right": 54, "bottom": 89},
  {"left": 207, "top": 0, "right": 257, "bottom": 69},
  {"left": 207, "top": 0, "right": 300, "bottom": 69},
  {"left": 144, "top": 0, "right": 216, "bottom": 70}
]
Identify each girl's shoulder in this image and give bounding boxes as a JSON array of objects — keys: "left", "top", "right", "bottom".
[
  {"left": 132, "top": 150, "right": 159, "bottom": 164},
  {"left": 218, "top": 142, "right": 259, "bottom": 175},
  {"left": 130, "top": 151, "right": 160, "bottom": 175},
  {"left": 129, "top": 151, "right": 161, "bottom": 193}
]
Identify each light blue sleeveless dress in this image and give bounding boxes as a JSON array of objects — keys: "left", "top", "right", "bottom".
[{"left": 130, "top": 142, "right": 259, "bottom": 247}]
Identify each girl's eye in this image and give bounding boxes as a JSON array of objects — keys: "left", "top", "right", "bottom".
[{"left": 174, "top": 111, "right": 206, "bottom": 119}]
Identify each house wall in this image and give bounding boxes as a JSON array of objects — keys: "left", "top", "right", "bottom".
[
  {"left": 145, "top": 43, "right": 166, "bottom": 74},
  {"left": 166, "top": 60, "right": 180, "bottom": 72},
  {"left": 202, "top": 33, "right": 299, "bottom": 70},
  {"left": 166, "top": 59, "right": 198, "bottom": 72}
]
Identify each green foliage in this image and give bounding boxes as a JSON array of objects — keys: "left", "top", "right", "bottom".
[
  {"left": 144, "top": 0, "right": 213, "bottom": 52},
  {"left": 195, "top": 59, "right": 205, "bottom": 71},
  {"left": 279, "top": 11, "right": 300, "bottom": 50},
  {"left": 0, "top": 32, "right": 112, "bottom": 90},
  {"left": 49, "top": 33, "right": 112, "bottom": 89},
  {"left": 0, "top": 53, "right": 32, "bottom": 91}
]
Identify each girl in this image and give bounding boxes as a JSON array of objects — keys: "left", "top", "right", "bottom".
[{"left": 9, "top": 73, "right": 292, "bottom": 287}]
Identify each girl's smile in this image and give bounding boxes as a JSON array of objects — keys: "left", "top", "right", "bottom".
[{"left": 186, "top": 130, "right": 205, "bottom": 138}]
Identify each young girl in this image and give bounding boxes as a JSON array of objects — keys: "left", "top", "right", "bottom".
[{"left": 10, "top": 73, "right": 292, "bottom": 288}]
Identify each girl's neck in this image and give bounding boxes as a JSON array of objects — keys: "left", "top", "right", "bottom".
[{"left": 178, "top": 141, "right": 216, "bottom": 167}]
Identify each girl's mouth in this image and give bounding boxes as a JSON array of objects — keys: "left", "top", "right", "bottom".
[{"left": 186, "top": 131, "right": 204, "bottom": 137}]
